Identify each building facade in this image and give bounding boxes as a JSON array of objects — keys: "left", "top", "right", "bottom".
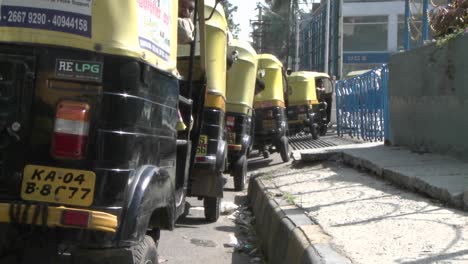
[{"left": 342, "top": 0, "right": 407, "bottom": 76}]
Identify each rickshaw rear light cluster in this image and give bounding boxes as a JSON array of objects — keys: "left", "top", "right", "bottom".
[
  {"left": 62, "top": 210, "right": 90, "bottom": 228},
  {"left": 226, "top": 116, "right": 235, "bottom": 132},
  {"left": 52, "top": 101, "right": 90, "bottom": 159}
]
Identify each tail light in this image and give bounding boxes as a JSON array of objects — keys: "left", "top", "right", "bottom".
[
  {"left": 62, "top": 210, "right": 90, "bottom": 228},
  {"left": 51, "top": 101, "right": 90, "bottom": 159},
  {"left": 226, "top": 116, "right": 235, "bottom": 132}
]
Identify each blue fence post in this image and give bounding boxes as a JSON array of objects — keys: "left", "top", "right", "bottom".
[{"left": 422, "top": 0, "right": 429, "bottom": 44}]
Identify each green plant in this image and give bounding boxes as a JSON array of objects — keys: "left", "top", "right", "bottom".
[
  {"left": 263, "top": 174, "right": 273, "bottom": 181},
  {"left": 284, "top": 192, "right": 296, "bottom": 204},
  {"left": 435, "top": 27, "right": 465, "bottom": 47}
]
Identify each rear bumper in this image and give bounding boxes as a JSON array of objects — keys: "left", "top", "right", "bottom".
[
  {"left": 194, "top": 155, "right": 217, "bottom": 171},
  {"left": 0, "top": 202, "right": 118, "bottom": 233}
]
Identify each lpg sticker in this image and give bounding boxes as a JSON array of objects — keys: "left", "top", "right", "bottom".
[
  {"left": 137, "top": 0, "right": 172, "bottom": 61},
  {"left": 0, "top": 0, "right": 93, "bottom": 38},
  {"left": 55, "top": 59, "right": 103, "bottom": 82}
]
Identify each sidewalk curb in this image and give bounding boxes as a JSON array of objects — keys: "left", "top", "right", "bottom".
[
  {"left": 300, "top": 149, "right": 466, "bottom": 209},
  {"left": 248, "top": 175, "right": 352, "bottom": 264}
]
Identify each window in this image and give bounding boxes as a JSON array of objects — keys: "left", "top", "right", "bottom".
[
  {"left": 397, "top": 14, "right": 427, "bottom": 50},
  {"left": 343, "top": 16, "right": 388, "bottom": 52}
]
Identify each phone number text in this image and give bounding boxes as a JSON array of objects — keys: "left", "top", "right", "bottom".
[{"left": 0, "top": 6, "right": 91, "bottom": 37}]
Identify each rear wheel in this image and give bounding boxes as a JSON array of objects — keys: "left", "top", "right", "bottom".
[
  {"left": 204, "top": 197, "right": 221, "bottom": 222},
  {"left": 319, "top": 125, "right": 328, "bottom": 136},
  {"left": 131, "top": 235, "right": 158, "bottom": 264},
  {"left": 279, "top": 136, "right": 290, "bottom": 162},
  {"left": 233, "top": 156, "right": 247, "bottom": 191},
  {"left": 311, "top": 124, "right": 319, "bottom": 140}
]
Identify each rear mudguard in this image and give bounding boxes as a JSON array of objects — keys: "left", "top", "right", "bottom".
[
  {"left": 116, "top": 165, "right": 175, "bottom": 246},
  {"left": 190, "top": 139, "right": 226, "bottom": 198},
  {"left": 216, "top": 139, "right": 227, "bottom": 172}
]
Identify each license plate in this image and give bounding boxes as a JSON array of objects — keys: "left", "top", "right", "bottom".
[
  {"left": 227, "top": 132, "right": 236, "bottom": 144},
  {"left": 21, "top": 165, "right": 96, "bottom": 207},
  {"left": 263, "top": 120, "right": 276, "bottom": 129},
  {"left": 196, "top": 135, "right": 208, "bottom": 156}
]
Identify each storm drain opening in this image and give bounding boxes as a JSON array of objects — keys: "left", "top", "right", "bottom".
[{"left": 288, "top": 135, "right": 337, "bottom": 150}]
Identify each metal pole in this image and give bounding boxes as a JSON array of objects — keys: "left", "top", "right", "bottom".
[
  {"left": 258, "top": 3, "right": 263, "bottom": 53},
  {"left": 294, "top": 12, "right": 300, "bottom": 71},
  {"left": 404, "top": 0, "right": 410, "bottom": 50},
  {"left": 324, "top": 0, "right": 330, "bottom": 74},
  {"left": 422, "top": 0, "right": 429, "bottom": 44},
  {"left": 286, "top": 0, "right": 292, "bottom": 69},
  {"left": 338, "top": 0, "right": 343, "bottom": 79}
]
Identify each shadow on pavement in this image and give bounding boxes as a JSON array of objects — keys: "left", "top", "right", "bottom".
[{"left": 247, "top": 158, "right": 274, "bottom": 171}]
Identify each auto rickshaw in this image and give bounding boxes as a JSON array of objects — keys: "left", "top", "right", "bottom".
[
  {"left": 0, "top": 1, "right": 195, "bottom": 263},
  {"left": 253, "top": 54, "right": 290, "bottom": 162},
  {"left": 225, "top": 39, "right": 258, "bottom": 191},
  {"left": 177, "top": 0, "right": 228, "bottom": 222},
  {"left": 286, "top": 71, "right": 333, "bottom": 139}
]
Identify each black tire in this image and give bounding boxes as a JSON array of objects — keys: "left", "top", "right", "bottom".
[
  {"left": 204, "top": 197, "right": 221, "bottom": 222},
  {"left": 147, "top": 228, "right": 160, "bottom": 248},
  {"left": 233, "top": 156, "right": 247, "bottom": 191},
  {"left": 279, "top": 136, "right": 290, "bottom": 162},
  {"left": 262, "top": 150, "right": 270, "bottom": 159},
  {"left": 131, "top": 235, "right": 158, "bottom": 264},
  {"left": 319, "top": 125, "right": 328, "bottom": 136},
  {"left": 311, "top": 124, "right": 319, "bottom": 140}
]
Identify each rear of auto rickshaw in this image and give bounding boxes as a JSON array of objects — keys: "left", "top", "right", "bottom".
[
  {"left": 286, "top": 71, "right": 333, "bottom": 139},
  {"left": 253, "top": 54, "right": 290, "bottom": 162},
  {"left": 177, "top": 0, "right": 228, "bottom": 222},
  {"left": 225, "top": 39, "right": 257, "bottom": 191},
  {"left": 0, "top": 1, "right": 189, "bottom": 263}
]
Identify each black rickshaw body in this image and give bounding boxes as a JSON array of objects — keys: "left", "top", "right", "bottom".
[
  {"left": 177, "top": 0, "right": 228, "bottom": 221},
  {"left": 253, "top": 54, "right": 290, "bottom": 162},
  {"left": 286, "top": 71, "right": 333, "bottom": 137},
  {"left": 0, "top": 1, "right": 188, "bottom": 263},
  {"left": 225, "top": 39, "right": 257, "bottom": 190}
]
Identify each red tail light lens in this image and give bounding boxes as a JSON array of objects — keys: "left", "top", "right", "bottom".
[
  {"left": 51, "top": 101, "right": 90, "bottom": 159},
  {"left": 62, "top": 210, "right": 90, "bottom": 228},
  {"left": 226, "top": 116, "right": 235, "bottom": 132}
]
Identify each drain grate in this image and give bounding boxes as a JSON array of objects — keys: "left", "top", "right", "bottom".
[{"left": 288, "top": 134, "right": 337, "bottom": 150}]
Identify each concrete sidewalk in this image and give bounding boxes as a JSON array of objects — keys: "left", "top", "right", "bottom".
[
  {"left": 298, "top": 142, "right": 468, "bottom": 209},
  {"left": 248, "top": 140, "right": 468, "bottom": 264}
]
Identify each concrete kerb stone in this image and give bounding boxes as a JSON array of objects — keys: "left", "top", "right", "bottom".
[{"left": 248, "top": 175, "right": 351, "bottom": 264}]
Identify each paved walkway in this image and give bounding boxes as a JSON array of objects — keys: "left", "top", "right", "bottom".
[{"left": 248, "top": 138, "right": 468, "bottom": 264}]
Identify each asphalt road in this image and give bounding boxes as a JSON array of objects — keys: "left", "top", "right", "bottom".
[{"left": 158, "top": 151, "right": 290, "bottom": 264}]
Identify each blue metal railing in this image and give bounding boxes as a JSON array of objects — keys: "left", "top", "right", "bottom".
[{"left": 336, "top": 64, "right": 390, "bottom": 142}]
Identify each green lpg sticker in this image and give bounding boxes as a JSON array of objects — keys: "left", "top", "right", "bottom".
[{"left": 55, "top": 59, "right": 103, "bottom": 82}]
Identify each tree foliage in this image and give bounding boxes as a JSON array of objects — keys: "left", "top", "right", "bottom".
[
  {"left": 221, "top": 1, "right": 240, "bottom": 38},
  {"left": 429, "top": 0, "right": 468, "bottom": 38}
]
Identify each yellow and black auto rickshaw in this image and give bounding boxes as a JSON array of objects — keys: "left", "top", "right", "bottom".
[
  {"left": 286, "top": 71, "right": 333, "bottom": 139},
  {"left": 177, "top": 0, "right": 228, "bottom": 222},
  {"left": 225, "top": 39, "right": 257, "bottom": 191},
  {"left": 253, "top": 54, "right": 290, "bottom": 162},
  {"left": 0, "top": 0, "right": 210, "bottom": 263}
]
